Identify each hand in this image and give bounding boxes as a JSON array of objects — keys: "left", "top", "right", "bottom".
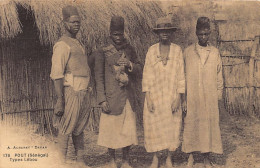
[
  {"left": 101, "top": 101, "right": 111, "bottom": 114},
  {"left": 171, "top": 98, "right": 180, "bottom": 113},
  {"left": 88, "top": 87, "right": 93, "bottom": 95},
  {"left": 182, "top": 100, "right": 187, "bottom": 114},
  {"left": 146, "top": 92, "right": 155, "bottom": 113},
  {"left": 117, "top": 58, "right": 130, "bottom": 67},
  {"left": 147, "top": 99, "right": 155, "bottom": 113},
  {"left": 54, "top": 97, "right": 64, "bottom": 117}
]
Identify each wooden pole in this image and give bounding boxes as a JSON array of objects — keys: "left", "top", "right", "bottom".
[{"left": 248, "top": 36, "right": 260, "bottom": 117}]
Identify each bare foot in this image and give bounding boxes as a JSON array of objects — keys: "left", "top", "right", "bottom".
[
  {"left": 204, "top": 158, "right": 212, "bottom": 168},
  {"left": 121, "top": 161, "right": 132, "bottom": 168},
  {"left": 150, "top": 155, "right": 159, "bottom": 168},
  {"left": 187, "top": 154, "right": 194, "bottom": 168},
  {"left": 165, "top": 155, "right": 173, "bottom": 168},
  {"left": 107, "top": 159, "right": 117, "bottom": 168}
]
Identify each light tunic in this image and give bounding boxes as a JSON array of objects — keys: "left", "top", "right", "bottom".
[
  {"left": 182, "top": 43, "right": 223, "bottom": 154},
  {"left": 142, "top": 43, "right": 185, "bottom": 152}
]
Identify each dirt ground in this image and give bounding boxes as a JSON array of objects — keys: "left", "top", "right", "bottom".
[
  {"left": 1, "top": 113, "right": 259, "bottom": 168},
  {"left": 64, "top": 113, "right": 260, "bottom": 168}
]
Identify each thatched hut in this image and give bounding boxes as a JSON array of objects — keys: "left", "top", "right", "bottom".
[{"left": 0, "top": 0, "right": 164, "bottom": 133}]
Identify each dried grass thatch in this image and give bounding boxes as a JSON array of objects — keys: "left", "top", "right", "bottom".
[
  {"left": 215, "top": 1, "right": 260, "bottom": 41},
  {"left": 1, "top": 0, "right": 163, "bottom": 58},
  {"left": 165, "top": 0, "right": 260, "bottom": 46},
  {"left": 0, "top": 0, "right": 22, "bottom": 38}
]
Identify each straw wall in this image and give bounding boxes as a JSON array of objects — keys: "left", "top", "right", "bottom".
[
  {"left": 0, "top": 36, "right": 55, "bottom": 133},
  {"left": 220, "top": 40, "right": 259, "bottom": 116},
  {"left": 217, "top": 1, "right": 260, "bottom": 117}
]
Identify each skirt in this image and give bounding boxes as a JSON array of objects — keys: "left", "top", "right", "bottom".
[{"left": 97, "top": 99, "right": 138, "bottom": 149}]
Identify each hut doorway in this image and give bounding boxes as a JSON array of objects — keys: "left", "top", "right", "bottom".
[{"left": 0, "top": 5, "right": 54, "bottom": 134}]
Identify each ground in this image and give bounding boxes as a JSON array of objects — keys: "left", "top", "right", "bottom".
[
  {"left": 64, "top": 114, "right": 260, "bottom": 168},
  {"left": 1, "top": 113, "right": 260, "bottom": 168}
]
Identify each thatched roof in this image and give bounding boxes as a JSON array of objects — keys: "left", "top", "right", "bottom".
[
  {"left": 0, "top": 0, "right": 164, "bottom": 59},
  {"left": 0, "top": 0, "right": 22, "bottom": 38}
]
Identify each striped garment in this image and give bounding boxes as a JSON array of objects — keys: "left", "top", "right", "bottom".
[
  {"left": 142, "top": 43, "right": 185, "bottom": 152},
  {"left": 53, "top": 86, "right": 92, "bottom": 136}
]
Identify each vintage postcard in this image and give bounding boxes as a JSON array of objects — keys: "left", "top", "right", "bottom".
[{"left": 0, "top": 0, "right": 260, "bottom": 168}]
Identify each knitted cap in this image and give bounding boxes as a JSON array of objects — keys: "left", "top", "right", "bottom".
[
  {"left": 62, "top": 5, "right": 79, "bottom": 20},
  {"left": 110, "top": 16, "right": 124, "bottom": 32},
  {"left": 196, "top": 17, "right": 210, "bottom": 31}
]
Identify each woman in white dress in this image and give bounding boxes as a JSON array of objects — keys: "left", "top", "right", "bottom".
[{"left": 142, "top": 16, "right": 186, "bottom": 168}]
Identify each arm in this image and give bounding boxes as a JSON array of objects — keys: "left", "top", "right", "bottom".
[
  {"left": 142, "top": 48, "right": 154, "bottom": 112},
  {"left": 183, "top": 49, "right": 188, "bottom": 113},
  {"left": 142, "top": 48, "right": 153, "bottom": 93},
  {"left": 93, "top": 50, "right": 106, "bottom": 104},
  {"left": 177, "top": 47, "right": 185, "bottom": 95},
  {"left": 53, "top": 79, "right": 65, "bottom": 116},
  {"left": 50, "top": 42, "right": 70, "bottom": 116},
  {"left": 54, "top": 79, "right": 64, "bottom": 98},
  {"left": 93, "top": 49, "right": 111, "bottom": 113},
  {"left": 145, "top": 92, "right": 154, "bottom": 113},
  {"left": 128, "top": 46, "right": 142, "bottom": 74},
  {"left": 118, "top": 45, "right": 143, "bottom": 75},
  {"left": 217, "top": 51, "right": 224, "bottom": 100},
  {"left": 172, "top": 47, "right": 186, "bottom": 112},
  {"left": 87, "top": 50, "right": 95, "bottom": 91},
  {"left": 88, "top": 50, "right": 95, "bottom": 74},
  {"left": 216, "top": 50, "right": 227, "bottom": 114}
]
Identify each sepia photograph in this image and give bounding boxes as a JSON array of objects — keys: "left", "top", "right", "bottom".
[{"left": 0, "top": 0, "right": 260, "bottom": 168}]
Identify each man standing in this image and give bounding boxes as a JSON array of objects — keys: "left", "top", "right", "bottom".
[
  {"left": 142, "top": 16, "right": 186, "bottom": 168},
  {"left": 182, "top": 17, "right": 224, "bottom": 168},
  {"left": 94, "top": 16, "right": 142, "bottom": 168},
  {"left": 50, "top": 5, "right": 91, "bottom": 168}
]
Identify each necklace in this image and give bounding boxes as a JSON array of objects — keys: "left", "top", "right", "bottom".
[{"left": 158, "top": 43, "right": 170, "bottom": 66}]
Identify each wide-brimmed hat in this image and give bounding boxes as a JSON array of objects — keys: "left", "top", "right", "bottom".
[{"left": 153, "top": 16, "right": 177, "bottom": 33}]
